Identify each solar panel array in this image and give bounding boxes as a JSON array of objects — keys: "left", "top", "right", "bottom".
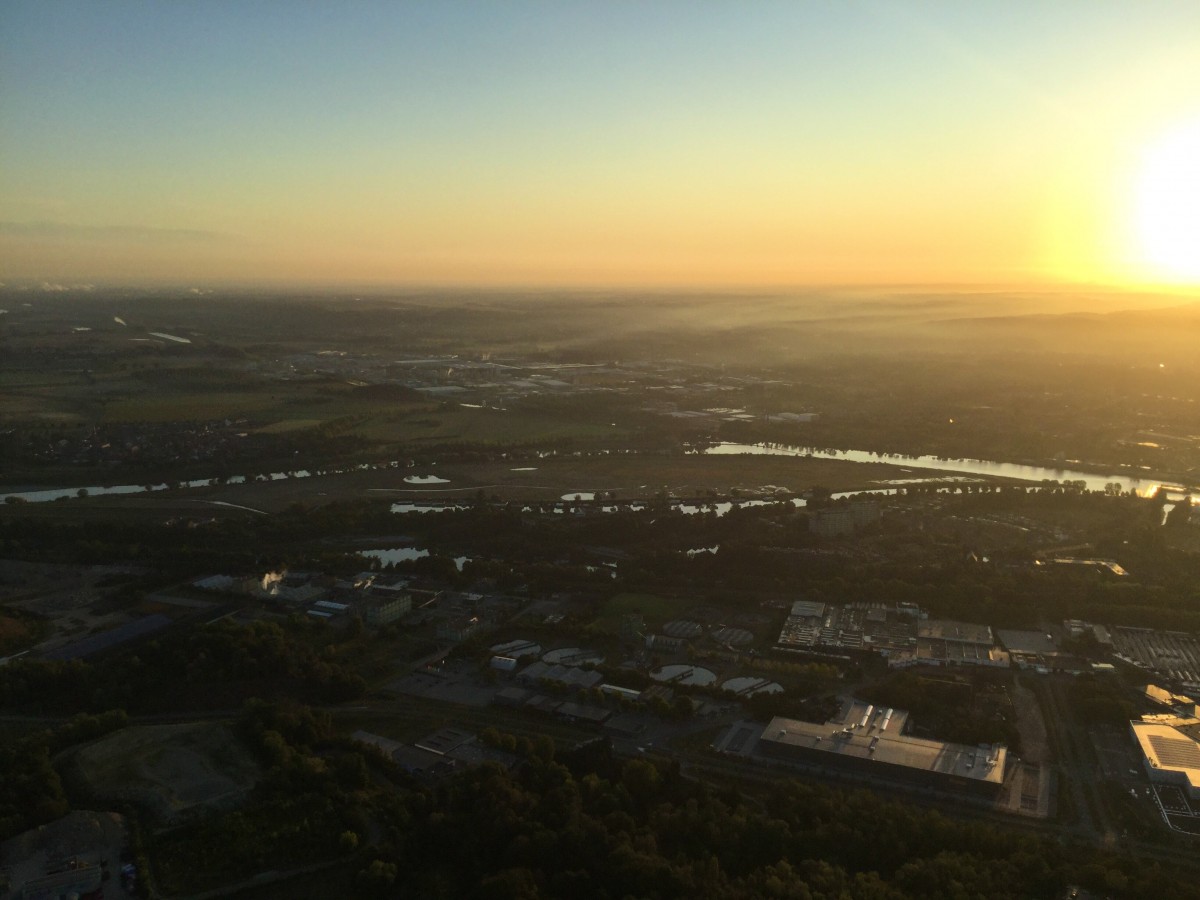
[{"left": 1149, "top": 734, "right": 1200, "bottom": 770}]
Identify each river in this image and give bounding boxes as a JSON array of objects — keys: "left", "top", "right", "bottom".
[
  {"left": 1, "top": 443, "right": 1191, "bottom": 506},
  {"left": 702, "top": 443, "right": 1192, "bottom": 498}
]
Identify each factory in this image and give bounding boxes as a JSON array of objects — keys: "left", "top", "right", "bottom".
[
  {"left": 758, "top": 699, "right": 1008, "bottom": 798},
  {"left": 1130, "top": 716, "right": 1200, "bottom": 800}
]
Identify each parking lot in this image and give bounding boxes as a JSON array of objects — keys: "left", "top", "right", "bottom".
[{"left": 1152, "top": 784, "right": 1200, "bottom": 834}]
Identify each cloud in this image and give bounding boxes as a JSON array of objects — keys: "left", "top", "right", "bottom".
[
  {"left": 0, "top": 220, "right": 238, "bottom": 244},
  {"left": 40, "top": 281, "right": 95, "bottom": 292}
]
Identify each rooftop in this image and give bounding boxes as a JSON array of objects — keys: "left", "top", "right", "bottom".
[
  {"left": 790, "top": 600, "right": 827, "bottom": 618},
  {"left": 415, "top": 727, "right": 476, "bottom": 756},
  {"left": 996, "top": 629, "right": 1057, "bottom": 655},
  {"left": 1146, "top": 684, "right": 1197, "bottom": 710},
  {"left": 1132, "top": 721, "right": 1200, "bottom": 791},
  {"left": 762, "top": 706, "right": 1006, "bottom": 787},
  {"left": 918, "top": 619, "right": 993, "bottom": 646}
]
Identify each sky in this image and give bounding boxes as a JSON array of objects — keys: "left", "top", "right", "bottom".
[{"left": 2, "top": 1, "right": 1200, "bottom": 289}]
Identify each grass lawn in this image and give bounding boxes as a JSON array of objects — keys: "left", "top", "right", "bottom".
[
  {"left": 335, "top": 709, "right": 452, "bottom": 744},
  {"left": 0, "top": 371, "right": 87, "bottom": 388},
  {"left": 256, "top": 418, "right": 326, "bottom": 434},
  {"left": 348, "top": 406, "right": 625, "bottom": 445},
  {"left": 0, "top": 614, "right": 33, "bottom": 653},
  {"left": 101, "top": 392, "right": 286, "bottom": 423},
  {"left": 593, "top": 593, "right": 688, "bottom": 633},
  {"left": 337, "top": 704, "right": 594, "bottom": 747},
  {"left": 0, "top": 392, "right": 87, "bottom": 423}
]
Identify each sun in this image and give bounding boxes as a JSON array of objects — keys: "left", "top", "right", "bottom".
[{"left": 1133, "top": 117, "right": 1200, "bottom": 282}]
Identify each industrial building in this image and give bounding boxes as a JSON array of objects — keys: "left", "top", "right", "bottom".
[
  {"left": 1130, "top": 717, "right": 1200, "bottom": 799},
  {"left": 436, "top": 615, "right": 481, "bottom": 642},
  {"left": 1113, "top": 627, "right": 1200, "bottom": 692},
  {"left": 758, "top": 700, "right": 1008, "bottom": 798},
  {"left": 361, "top": 594, "right": 409, "bottom": 626},
  {"left": 776, "top": 604, "right": 1006, "bottom": 671},
  {"left": 517, "top": 659, "right": 603, "bottom": 689},
  {"left": 1145, "top": 684, "right": 1199, "bottom": 717},
  {"left": 892, "top": 619, "right": 1010, "bottom": 668},
  {"left": 776, "top": 601, "right": 920, "bottom": 657},
  {"left": 889, "top": 640, "right": 1010, "bottom": 669}
]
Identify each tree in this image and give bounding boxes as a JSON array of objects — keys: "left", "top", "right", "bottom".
[
  {"left": 356, "top": 859, "right": 398, "bottom": 893},
  {"left": 479, "top": 867, "right": 541, "bottom": 900}
]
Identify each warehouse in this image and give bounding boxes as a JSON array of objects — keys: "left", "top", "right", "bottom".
[
  {"left": 1130, "top": 719, "right": 1200, "bottom": 799},
  {"left": 758, "top": 700, "right": 1007, "bottom": 798}
]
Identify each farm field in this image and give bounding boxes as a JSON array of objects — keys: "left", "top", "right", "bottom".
[
  {"left": 342, "top": 405, "right": 625, "bottom": 445},
  {"left": 592, "top": 593, "right": 689, "bottom": 633}
]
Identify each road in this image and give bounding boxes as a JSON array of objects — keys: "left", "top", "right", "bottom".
[{"left": 1038, "top": 675, "right": 1107, "bottom": 843}]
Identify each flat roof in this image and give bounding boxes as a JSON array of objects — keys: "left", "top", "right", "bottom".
[
  {"left": 556, "top": 701, "right": 611, "bottom": 723},
  {"left": 491, "top": 639, "right": 542, "bottom": 658},
  {"left": 917, "top": 638, "right": 1010, "bottom": 665},
  {"left": 415, "top": 727, "right": 475, "bottom": 756},
  {"left": 835, "top": 698, "right": 910, "bottom": 735},
  {"left": 1145, "top": 684, "right": 1196, "bottom": 708},
  {"left": 918, "top": 619, "right": 993, "bottom": 645},
  {"left": 790, "top": 600, "right": 827, "bottom": 618},
  {"left": 519, "top": 660, "right": 603, "bottom": 688},
  {"left": 40, "top": 614, "right": 172, "bottom": 661},
  {"left": 996, "top": 629, "right": 1057, "bottom": 654},
  {"left": 762, "top": 714, "right": 1006, "bottom": 786},
  {"left": 1132, "top": 722, "right": 1200, "bottom": 790}
]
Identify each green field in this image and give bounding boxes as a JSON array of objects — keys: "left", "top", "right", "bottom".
[
  {"left": 254, "top": 418, "right": 327, "bottom": 434},
  {"left": 0, "top": 613, "right": 34, "bottom": 655},
  {"left": 101, "top": 392, "right": 284, "bottom": 423},
  {"left": 0, "top": 371, "right": 88, "bottom": 388},
  {"left": 0, "top": 391, "right": 86, "bottom": 423},
  {"left": 592, "top": 593, "right": 688, "bottom": 633},
  {"left": 347, "top": 406, "right": 625, "bottom": 445},
  {"left": 88, "top": 386, "right": 609, "bottom": 446}
]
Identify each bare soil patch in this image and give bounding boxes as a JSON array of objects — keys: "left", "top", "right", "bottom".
[
  {"left": 1011, "top": 678, "right": 1050, "bottom": 764},
  {"left": 61, "top": 723, "right": 262, "bottom": 827}
]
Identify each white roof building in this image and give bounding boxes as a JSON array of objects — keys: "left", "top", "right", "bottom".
[{"left": 1130, "top": 719, "right": 1200, "bottom": 798}]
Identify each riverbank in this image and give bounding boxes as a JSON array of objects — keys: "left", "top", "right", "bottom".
[{"left": 0, "top": 452, "right": 986, "bottom": 519}]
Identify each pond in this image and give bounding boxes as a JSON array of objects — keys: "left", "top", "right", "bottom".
[{"left": 360, "top": 547, "right": 470, "bottom": 570}]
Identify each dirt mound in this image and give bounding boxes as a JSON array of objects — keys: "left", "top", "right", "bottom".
[{"left": 61, "top": 723, "right": 262, "bottom": 827}]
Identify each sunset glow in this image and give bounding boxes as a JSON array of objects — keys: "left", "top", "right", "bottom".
[
  {"left": 1133, "top": 118, "right": 1200, "bottom": 282},
  {"left": 2, "top": 3, "right": 1200, "bottom": 289}
]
